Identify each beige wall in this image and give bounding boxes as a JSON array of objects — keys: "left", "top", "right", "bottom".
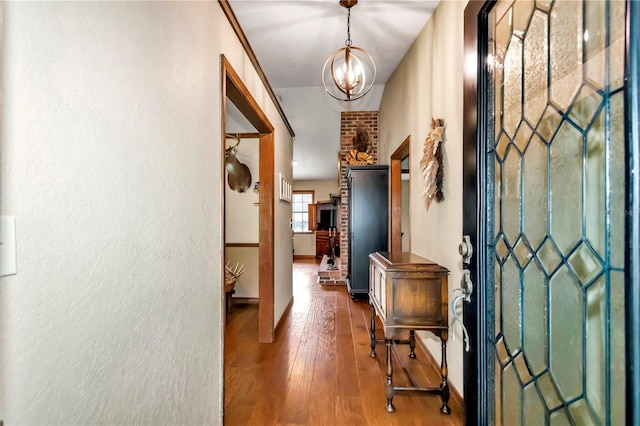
[
  {"left": 225, "top": 138, "right": 260, "bottom": 298},
  {"left": 225, "top": 247, "right": 259, "bottom": 298},
  {"left": 379, "top": 0, "right": 468, "bottom": 394},
  {"left": 402, "top": 179, "right": 411, "bottom": 252},
  {"left": 292, "top": 179, "right": 339, "bottom": 256},
  {"left": 1, "top": 2, "right": 293, "bottom": 423},
  {"left": 225, "top": 138, "right": 260, "bottom": 243}
]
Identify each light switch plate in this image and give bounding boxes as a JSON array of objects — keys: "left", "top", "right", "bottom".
[{"left": 1, "top": 216, "right": 17, "bottom": 276}]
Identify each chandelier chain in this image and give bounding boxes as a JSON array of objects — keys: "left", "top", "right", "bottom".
[{"left": 345, "top": 8, "right": 352, "bottom": 47}]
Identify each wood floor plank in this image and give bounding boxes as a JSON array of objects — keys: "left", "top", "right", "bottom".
[{"left": 224, "top": 258, "right": 464, "bottom": 426}]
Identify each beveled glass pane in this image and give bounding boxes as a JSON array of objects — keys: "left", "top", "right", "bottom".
[
  {"left": 537, "top": 106, "right": 562, "bottom": 144},
  {"left": 512, "top": 0, "right": 534, "bottom": 37},
  {"left": 586, "top": 277, "right": 605, "bottom": 424},
  {"left": 584, "top": 0, "right": 606, "bottom": 90},
  {"left": 497, "top": 335, "right": 511, "bottom": 366},
  {"left": 496, "top": 258, "right": 503, "bottom": 337},
  {"left": 495, "top": 6, "right": 511, "bottom": 138},
  {"left": 523, "top": 262, "right": 547, "bottom": 375},
  {"left": 496, "top": 62, "right": 504, "bottom": 137},
  {"left": 586, "top": 108, "right": 606, "bottom": 259},
  {"left": 496, "top": 354, "right": 504, "bottom": 426},
  {"left": 568, "top": 399, "right": 598, "bottom": 425},
  {"left": 550, "top": 121, "right": 583, "bottom": 254},
  {"left": 523, "top": 134, "right": 548, "bottom": 249},
  {"left": 514, "top": 237, "right": 532, "bottom": 268},
  {"left": 503, "top": 257, "right": 522, "bottom": 354},
  {"left": 503, "top": 364, "right": 522, "bottom": 426},
  {"left": 609, "top": 0, "right": 625, "bottom": 91},
  {"left": 496, "top": 234, "right": 510, "bottom": 261},
  {"left": 568, "top": 243, "right": 603, "bottom": 286},
  {"left": 549, "top": 0, "right": 583, "bottom": 112},
  {"left": 537, "top": 371, "right": 562, "bottom": 410},
  {"left": 569, "top": 86, "right": 603, "bottom": 131},
  {"left": 537, "top": 238, "right": 562, "bottom": 276},
  {"left": 550, "top": 266, "right": 583, "bottom": 400},
  {"left": 550, "top": 408, "right": 572, "bottom": 426},
  {"left": 524, "top": 382, "right": 545, "bottom": 425},
  {"left": 504, "top": 36, "right": 523, "bottom": 137},
  {"left": 515, "top": 123, "right": 532, "bottom": 153},
  {"left": 503, "top": 147, "right": 522, "bottom": 244},
  {"left": 524, "top": 10, "right": 548, "bottom": 126},
  {"left": 611, "top": 271, "right": 626, "bottom": 425},
  {"left": 514, "top": 352, "right": 532, "bottom": 384},
  {"left": 610, "top": 92, "right": 625, "bottom": 268},
  {"left": 536, "top": 0, "right": 551, "bottom": 12},
  {"left": 496, "top": 158, "right": 502, "bottom": 236},
  {"left": 496, "top": 4, "right": 514, "bottom": 55},
  {"left": 497, "top": 132, "right": 511, "bottom": 160}
]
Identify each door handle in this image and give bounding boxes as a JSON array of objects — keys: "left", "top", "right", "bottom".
[
  {"left": 458, "top": 235, "right": 473, "bottom": 266},
  {"left": 452, "top": 235, "right": 474, "bottom": 352}
]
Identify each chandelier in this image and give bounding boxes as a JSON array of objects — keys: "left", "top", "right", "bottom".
[{"left": 322, "top": 0, "right": 376, "bottom": 101}]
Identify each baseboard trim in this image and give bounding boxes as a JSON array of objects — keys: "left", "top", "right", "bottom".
[
  {"left": 293, "top": 255, "right": 316, "bottom": 260},
  {"left": 232, "top": 297, "right": 259, "bottom": 305},
  {"left": 415, "top": 333, "right": 464, "bottom": 416},
  {"left": 275, "top": 296, "right": 294, "bottom": 337}
]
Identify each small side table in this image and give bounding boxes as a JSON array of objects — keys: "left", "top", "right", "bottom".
[{"left": 368, "top": 251, "right": 450, "bottom": 414}]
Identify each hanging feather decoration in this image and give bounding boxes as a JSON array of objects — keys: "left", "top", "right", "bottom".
[{"left": 420, "top": 118, "right": 446, "bottom": 209}]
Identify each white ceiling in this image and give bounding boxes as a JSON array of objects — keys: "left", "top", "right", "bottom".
[{"left": 227, "top": 0, "right": 440, "bottom": 180}]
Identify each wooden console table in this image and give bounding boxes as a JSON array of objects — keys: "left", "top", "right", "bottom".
[{"left": 368, "top": 251, "right": 450, "bottom": 414}]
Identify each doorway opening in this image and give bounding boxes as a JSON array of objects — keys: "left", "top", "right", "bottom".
[
  {"left": 390, "top": 136, "right": 411, "bottom": 253},
  {"left": 221, "top": 55, "right": 275, "bottom": 343}
]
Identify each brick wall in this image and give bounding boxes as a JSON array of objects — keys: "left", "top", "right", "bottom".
[{"left": 339, "top": 111, "right": 379, "bottom": 281}]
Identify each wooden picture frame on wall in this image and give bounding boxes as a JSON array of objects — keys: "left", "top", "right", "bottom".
[{"left": 279, "top": 172, "right": 292, "bottom": 202}]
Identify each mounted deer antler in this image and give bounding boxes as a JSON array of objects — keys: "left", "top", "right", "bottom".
[{"left": 225, "top": 134, "right": 252, "bottom": 193}]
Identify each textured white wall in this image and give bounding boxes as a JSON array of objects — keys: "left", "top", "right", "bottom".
[
  {"left": 1, "top": 1, "right": 293, "bottom": 423},
  {"left": 379, "top": 0, "right": 469, "bottom": 396}
]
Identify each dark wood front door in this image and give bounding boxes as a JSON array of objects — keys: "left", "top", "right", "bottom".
[{"left": 462, "top": 1, "right": 639, "bottom": 424}]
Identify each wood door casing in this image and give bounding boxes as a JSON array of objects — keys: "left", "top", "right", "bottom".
[
  {"left": 390, "top": 136, "right": 410, "bottom": 254},
  {"left": 222, "top": 55, "right": 275, "bottom": 343}
]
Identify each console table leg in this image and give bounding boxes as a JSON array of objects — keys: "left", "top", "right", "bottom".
[
  {"left": 385, "top": 338, "right": 395, "bottom": 413},
  {"left": 440, "top": 336, "right": 450, "bottom": 414},
  {"left": 409, "top": 330, "right": 416, "bottom": 359},
  {"left": 370, "top": 303, "right": 377, "bottom": 358}
]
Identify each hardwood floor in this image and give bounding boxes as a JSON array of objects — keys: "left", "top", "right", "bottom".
[{"left": 224, "top": 259, "right": 465, "bottom": 426}]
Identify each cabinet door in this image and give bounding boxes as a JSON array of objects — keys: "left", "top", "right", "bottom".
[
  {"left": 350, "top": 170, "right": 388, "bottom": 292},
  {"left": 307, "top": 203, "right": 317, "bottom": 231}
]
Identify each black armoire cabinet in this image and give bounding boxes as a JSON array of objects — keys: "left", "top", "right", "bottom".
[{"left": 346, "top": 165, "right": 389, "bottom": 298}]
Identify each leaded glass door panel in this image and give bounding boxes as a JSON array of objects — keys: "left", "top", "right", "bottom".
[{"left": 488, "top": 0, "right": 627, "bottom": 424}]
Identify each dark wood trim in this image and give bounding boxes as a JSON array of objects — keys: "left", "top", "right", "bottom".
[
  {"left": 258, "top": 131, "right": 275, "bottom": 343},
  {"left": 217, "top": 0, "right": 295, "bottom": 138},
  {"left": 462, "top": 2, "right": 494, "bottom": 426},
  {"left": 223, "top": 56, "right": 274, "bottom": 134},
  {"left": 222, "top": 55, "right": 276, "bottom": 345},
  {"left": 274, "top": 296, "right": 294, "bottom": 337},
  {"left": 627, "top": 0, "right": 640, "bottom": 424},
  {"left": 415, "top": 334, "right": 464, "bottom": 416},
  {"left": 390, "top": 136, "right": 411, "bottom": 254},
  {"left": 225, "top": 243, "right": 260, "bottom": 248}
]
